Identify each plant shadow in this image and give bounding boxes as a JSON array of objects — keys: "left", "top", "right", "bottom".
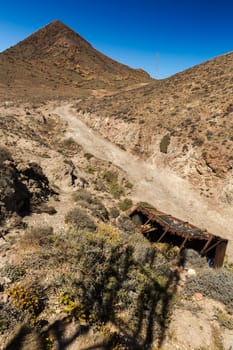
[{"left": 4, "top": 241, "right": 181, "bottom": 350}]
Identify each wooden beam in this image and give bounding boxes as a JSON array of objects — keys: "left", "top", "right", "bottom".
[
  {"left": 157, "top": 228, "right": 169, "bottom": 242},
  {"left": 142, "top": 227, "right": 157, "bottom": 234},
  {"left": 213, "top": 241, "right": 228, "bottom": 268},
  {"left": 179, "top": 236, "right": 188, "bottom": 252},
  {"left": 204, "top": 240, "right": 223, "bottom": 254},
  {"left": 143, "top": 215, "right": 153, "bottom": 227},
  {"left": 200, "top": 236, "right": 213, "bottom": 255}
]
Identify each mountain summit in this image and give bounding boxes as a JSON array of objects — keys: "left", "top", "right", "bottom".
[
  {"left": 5, "top": 20, "right": 96, "bottom": 60},
  {"left": 0, "top": 20, "right": 151, "bottom": 98}
]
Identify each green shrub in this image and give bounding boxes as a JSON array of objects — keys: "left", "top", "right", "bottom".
[
  {"left": 86, "top": 166, "right": 95, "bottom": 174},
  {"left": 160, "top": 134, "right": 170, "bottom": 154},
  {"left": 109, "top": 182, "right": 125, "bottom": 199},
  {"left": 73, "top": 190, "right": 109, "bottom": 221},
  {"left": 102, "top": 171, "right": 125, "bottom": 199},
  {"left": 102, "top": 170, "right": 118, "bottom": 183},
  {"left": 97, "top": 222, "right": 121, "bottom": 243},
  {"left": 65, "top": 207, "right": 96, "bottom": 231},
  {"left": 13, "top": 219, "right": 174, "bottom": 346},
  {"left": 110, "top": 207, "right": 120, "bottom": 218},
  {"left": 59, "top": 291, "right": 88, "bottom": 323},
  {"left": 118, "top": 198, "right": 133, "bottom": 211},
  {"left": 0, "top": 264, "right": 26, "bottom": 283}
]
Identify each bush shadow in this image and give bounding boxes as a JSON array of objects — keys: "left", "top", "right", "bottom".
[{"left": 4, "top": 239, "right": 181, "bottom": 350}]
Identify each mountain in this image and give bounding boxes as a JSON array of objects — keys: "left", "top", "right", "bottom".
[{"left": 0, "top": 20, "right": 151, "bottom": 99}]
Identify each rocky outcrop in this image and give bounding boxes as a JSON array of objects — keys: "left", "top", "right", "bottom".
[{"left": 0, "top": 153, "right": 57, "bottom": 225}]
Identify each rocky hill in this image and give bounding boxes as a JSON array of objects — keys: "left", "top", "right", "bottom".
[
  {"left": 76, "top": 51, "right": 233, "bottom": 209},
  {"left": 0, "top": 20, "right": 151, "bottom": 100}
]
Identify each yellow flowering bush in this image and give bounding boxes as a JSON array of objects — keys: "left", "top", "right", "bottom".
[{"left": 7, "top": 282, "right": 44, "bottom": 317}]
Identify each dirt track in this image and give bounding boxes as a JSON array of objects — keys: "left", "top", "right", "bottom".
[{"left": 55, "top": 104, "right": 233, "bottom": 259}]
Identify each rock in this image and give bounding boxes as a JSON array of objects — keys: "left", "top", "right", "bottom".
[
  {"left": 204, "top": 144, "right": 232, "bottom": 177},
  {"left": 220, "top": 181, "right": 233, "bottom": 204},
  {"left": 192, "top": 292, "right": 203, "bottom": 301},
  {"left": 0, "top": 276, "right": 12, "bottom": 285},
  {"left": 0, "top": 293, "right": 9, "bottom": 303},
  {"left": 180, "top": 248, "right": 206, "bottom": 268},
  {"left": 186, "top": 268, "right": 196, "bottom": 277},
  {"left": 0, "top": 156, "right": 57, "bottom": 227}
]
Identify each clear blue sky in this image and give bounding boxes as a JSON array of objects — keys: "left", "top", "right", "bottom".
[{"left": 1, "top": 0, "right": 233, "bottom": 79}]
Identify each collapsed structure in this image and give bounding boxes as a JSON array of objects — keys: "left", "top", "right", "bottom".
[{"left": 129, "top": 205, "right": 228, "bottom": 268}]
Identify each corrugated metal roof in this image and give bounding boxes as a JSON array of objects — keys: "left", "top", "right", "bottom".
[
  {"left": 158, "top": 215, "right": 205, "bottom": 236},
  {"left": 130, "top": 206, "right": 213, "bottom": 240}
]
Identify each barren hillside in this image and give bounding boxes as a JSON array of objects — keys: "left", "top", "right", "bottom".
[
  {"left": 0, "top": 20, "right": 151, "bottom": 99},
  {"left": 76, "top": 51, "right": 233, "bottom": 208}
]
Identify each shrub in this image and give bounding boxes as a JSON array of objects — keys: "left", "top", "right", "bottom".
[
  {"left": 192, "top": 137, "right": 204, "bottom": 147},
  {"left": 215, "top": 309, "right": 233, "bottom": 330},
  {"left": 125, "top": 180, "right": 133, "bottom": 189},
  {"left": 72, "top": 189, "right": 93, "bottom": 203},
  {"left": 118, "top": 198, "right": 133, "bottom": 211},
  {"left": 102, "top": 170, "right": 118, "bottom": 183},
  {"left": 59, "top": 291, "right": 88, "bottom": 323},
  {"left": 63, "top": 137, "right": 77, "bottom": 148},
  {"left": 65, "top": 207, "right": 96, "bottom": 231},
  {"left": 7, "top": 282, "right": 44, "bottom": 317},
  {"left": 0, "top": 264, "right": 26, "bottom": 283},
  {"left": 184, "top": 269, "right": 233, "bottom": 309},
  {"left": 73, "top": 230, "right": 173, "bottom": 334},
  {"left": 0, "top": 146, "right": 12, "bottom": 167},
  {"left": 160, "top": 134, "right": 170, "bottom": 154},
  {"left": 102, "top": 171, "right": 125, "bottom": 199},
  {"left": 97, "top": 223, "right": 121, "bottom": 243},
  {"left": 73, "top": 190, "right": 109, "bottom": 221},
  {"left": 109, "top": 182, "right": 125, "bottom": 199},
  {"left": 117, "top": 215, "right": 136, "bottom": 233},
  {"left": 0, "top": 302, "right": 21, "bottom": 335},
  {"left": 206, "top": 130, "right": 213, "bottom": 140},
  {"left": 110, "top": 207, "right": 120, "bottom": 218},
  {"left": 136, "top": 201, "right": 154, "bottom": 208},
  {"left": 61, "top": 138, "right": 82, "bottom": 154},
  {"left": 84, "top": 152, "right": 94, "bottom": 160},
  {"left": 21, "top": 226, "right": 54, "bottom": 247},
  {"left": 14, "top": 221, "right": 174, "bottom": 346}
]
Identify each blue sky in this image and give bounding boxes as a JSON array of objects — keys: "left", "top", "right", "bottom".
[{"left": 1, "top": 0, "right": 233, "bottom": 78}]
